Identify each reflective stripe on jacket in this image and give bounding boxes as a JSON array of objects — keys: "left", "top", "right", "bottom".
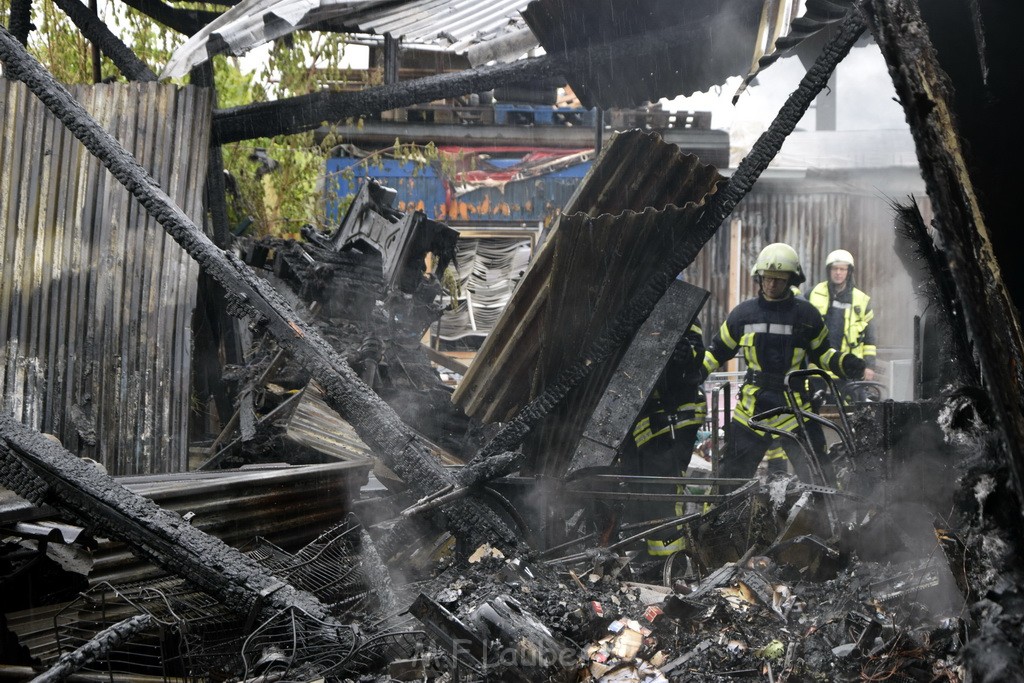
[
  {"left": 633, "top": 321, "right": 707, "bottom": 448},
  {"left": 702, "top": 294, "right": 853, "bottom": 434},
  {"left": 807, "top": 281, "right": 876, "bottom": 361}
]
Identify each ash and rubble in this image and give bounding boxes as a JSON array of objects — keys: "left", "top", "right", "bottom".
[
  {"left": 1, "top": 167, "right": 1004, "bottom": 683},
  {"left": 2, "top": 171, "right": 1017, "bottom": 683},
  {"left": 5, "top": 1, "right": 1024, "bottom": 681}
]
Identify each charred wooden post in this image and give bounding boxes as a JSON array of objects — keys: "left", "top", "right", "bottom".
[
  {"left": 865, "top": 0, "right": 1024, "bottom": 677},
  {"left": 118, "top": 0, "right": 218, "bottom": 37},
  {"left": 468, "top": 8, "right": 868, "bottom": 469},
  {"left": 7, "top": 0, "right": 32, "bottom": 45},
  {"left": 0, "top": 26, "right": 518, "bottom": 550},
  {"left": 865, "top": 0, "right": 1024, "bottom": 509},
  {"left": 50, "top": 0, "right": 157, "bottom": 82},
  {"left": 30, "top": 615, "right": 155, "bottom": 683}
]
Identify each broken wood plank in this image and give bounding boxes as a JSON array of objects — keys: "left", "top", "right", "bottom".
[
  {"left": 865, "top": 0, "right": 1024, "bottom": 513},
  {"left": 421, "top": 344, "right": 470, "bottom": 376}
]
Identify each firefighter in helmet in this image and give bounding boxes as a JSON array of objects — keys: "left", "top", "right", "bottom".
[
  {"left": 700, "top": 243, "right": 866, "bottom": 484},
  {"left": 806, "top": 249, "right": 877, "bottom": 396},
  {"left": 628, "top": 318, "right": 706, "bottom": 558}
]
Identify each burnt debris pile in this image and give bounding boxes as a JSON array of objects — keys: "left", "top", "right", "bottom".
[{"left": 202, "top": 177, "right": 484, "bottom": 471}]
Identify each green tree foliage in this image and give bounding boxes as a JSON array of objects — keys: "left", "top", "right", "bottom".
[{"left": 1, "top": 0, "right": 360, "bottom": 238}]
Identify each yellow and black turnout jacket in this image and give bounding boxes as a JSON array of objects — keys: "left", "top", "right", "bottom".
[{"left": 702, "top": 294, "right": 855, "bottom": 435}]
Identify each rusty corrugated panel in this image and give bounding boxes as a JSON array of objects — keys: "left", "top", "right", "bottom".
[
  {"left": 0, "top": 80, "right": 211, "bottom": 476},
  {"left": 521, "top": 0, "right": 765, "bottom": 109},
  {"left": 452, "top": 130, "right": 723, "bottom": 475}
]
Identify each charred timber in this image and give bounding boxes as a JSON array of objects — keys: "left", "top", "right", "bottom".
[
  {"left": 0, "top": 414, "right": 343, "bottom": 623},
  {"left": 30, "top": 615, "right": 155, "bottom": 683},
  {"left": 118, "top": 0, "right": 218, "bottom": 37},
  {"left": 469, "top": 8, "right": 868, "bottom": 467},
  {"left": 7, "top": 0, "right": 32, "bottom": 45},
  {"left": 51, "top": 0, "right": 157, "bottom": 81},
  {"left": 865, "top": 0, "right": 1024, "bottom": 515},
  {"left": 214, "top": 20, "right": 711, "bottom": 144},
  {"left": 0, "top": 26, "right": 518, "bottom": 551}
]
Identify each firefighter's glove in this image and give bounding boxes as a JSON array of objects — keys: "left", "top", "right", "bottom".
[{"left": 841, "top": 354, "right": 867, "bottom": 380}]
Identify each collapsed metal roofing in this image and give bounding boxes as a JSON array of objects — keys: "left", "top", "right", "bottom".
[
  {"left": 734, "top": 0, "right": 861, "bottom": 101},
  {"left": 160, "top": 0, "right": 533, "bottom": 79},
  {"left": 451, "top": 129, "right": 724, "bottom": 476}
]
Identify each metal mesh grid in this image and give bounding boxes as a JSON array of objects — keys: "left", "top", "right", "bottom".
[{"left": 44, "top": 516, "right": 390, "bottom": 680}]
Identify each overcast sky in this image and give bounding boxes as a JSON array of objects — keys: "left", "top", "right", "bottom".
[{"left": 663, "top": 41, "right": 912, "bottom": 164}]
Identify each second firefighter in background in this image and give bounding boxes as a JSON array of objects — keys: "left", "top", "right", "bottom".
[{"left": 629, "top": 319, "right": 707, "bottom": 557}]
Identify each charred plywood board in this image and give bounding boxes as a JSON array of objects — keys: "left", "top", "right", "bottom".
[{"left": 567, "top": 280, "right": 708, "bottom": 475}]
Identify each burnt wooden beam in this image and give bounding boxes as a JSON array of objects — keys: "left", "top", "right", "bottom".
[
  {"left": 383, "top": 33, "right": 400, "bottom": 85},
  {"left": 118, "top": 0, "right": 218, "bottom": 36},
  {"left": 89, "top": 0, "right": 100, "bottom": 82},
  {"left": 0, "top": 25, "right": 519, "bottom": 550},
  {"left": 8, "top": 0, "right": 33, "bottom": 45},
  {"left": 865, "top": 0, "right": 1024, "bottom": 511},
  {"left": 0, "top": 414, "right": 344, "bottom": 623},
  {"left": 213, "top": 20, "right": 707, "bottom": 144},
  {"left": 52, "top": 0, "right": 157, "bottom": 81},
  {"left": 32, "top": 615, "right": 155, "bottom": 683}
]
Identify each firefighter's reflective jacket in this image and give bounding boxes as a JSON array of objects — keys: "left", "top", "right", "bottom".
[
  {"left": 632, "top": 321, "right": 707, "bottom": 448},
  {"left": 702, "top": 294, "right": 855, "bottom": 434},
  {"left": 807, "top": 281, "right": 876, "bottom": 366}
]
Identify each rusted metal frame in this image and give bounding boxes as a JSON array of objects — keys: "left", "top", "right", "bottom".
[
  {"left": 212, "top": 19, "right": 716, "bottom": 144},
  {"left": 866, "top": 0, "right": 1024, "bottom": 515},
  {"left": 468, "top": 9, "right": 868, "bottom": 474},
  {"left": 50, "top": 0, "right": 157, "bottom": 82},
  {"left": 117, "top": 0, "right": 219, "bottom": 37},
  {"left": 30, "top": 614, "right": 155, "bottom": 683},
  {"left": 0, "top": 27, "right": 519, "bottom": 549}
]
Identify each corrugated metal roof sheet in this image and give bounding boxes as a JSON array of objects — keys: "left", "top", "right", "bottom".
[
  {"left": 734, "top": 0, "right": 859, "bottom": 100},
  {"left": 451, "top": 129, "right": 724, "bottom": 476},
  {"left": 522, "top": 0, "right": 766, "bottom": 109},
  {"left": 161, "top": 0, "right": 533, "bottom": 79},
  {"left": 0, "top": 80, "right": 210, "bottom": 475}
]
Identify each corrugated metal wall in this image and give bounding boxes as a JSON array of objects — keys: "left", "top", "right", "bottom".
[
  {"left": 0, "top": 80, "right": 212, "bottom": 475},
  {"left": 688, "top": 183, "right": 928, "bottom": 355}
]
